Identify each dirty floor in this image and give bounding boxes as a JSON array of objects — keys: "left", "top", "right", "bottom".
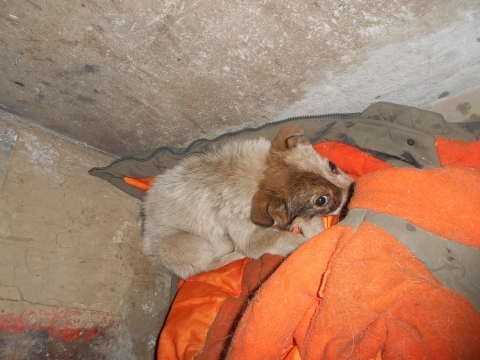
[
  {"left": 0, "top": 89, "right": 479, "bottom": 359},
  {"left": 0, "top": 118, "right": 170, "bottom": 359}
]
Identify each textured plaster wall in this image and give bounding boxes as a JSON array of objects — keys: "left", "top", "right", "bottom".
[
  {"left": 0, "top": 0, "right": 479, "bottom": 156},
  {"left": 277, "top": 8, "right": 480, "bottom": 119}
]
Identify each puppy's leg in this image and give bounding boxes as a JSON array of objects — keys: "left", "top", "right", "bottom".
[
  {"left": 208, "top": 237, "right": 245, "bottom": 271},
  {"left": 298, "top": 216, "right": 325, "bottom": 239},
  {"left": 236, "top": 224, "right": 310, "bottom": 259},
  {"left": 144, "top": 231, "right": 217, "bottom": 278},
  {"left": 208, "top": 251, "right": 245, "bottom": 271},
  {"left": 144, "top": 231, "right": 243, "bottom": 279}
]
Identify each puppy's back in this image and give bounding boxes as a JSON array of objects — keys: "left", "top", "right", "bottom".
[{"left": 143, "top": 138, "right": 270, "bottom": 236}]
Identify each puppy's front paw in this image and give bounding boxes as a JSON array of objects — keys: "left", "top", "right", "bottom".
[
  {"left": 208, "top": 251, "right": 245, "bottom": 272},
  {"left": 299, "top": 217, "right": 325, "bottom": 239}
]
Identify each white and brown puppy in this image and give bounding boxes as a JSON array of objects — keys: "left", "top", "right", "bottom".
[{"left": 143, "top": 126, "right": 354, "bottom": 278}]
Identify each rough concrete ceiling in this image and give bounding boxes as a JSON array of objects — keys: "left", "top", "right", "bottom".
[{"left": 1, "top": 0, "right": 479, "bottom": 157}]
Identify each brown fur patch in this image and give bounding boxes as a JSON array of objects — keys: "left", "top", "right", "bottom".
[{"left": 251, "top": 147, "right": 345, "bottom": 227}]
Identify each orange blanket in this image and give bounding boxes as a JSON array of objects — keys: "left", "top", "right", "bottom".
[
  {"left": 153, "top": 139, "right": 480, "bottom": 360},
  {"left": 225, "top": 167, "right": 480, "bottom": 360}
]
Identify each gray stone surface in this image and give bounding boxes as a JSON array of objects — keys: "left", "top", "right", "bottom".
[
  {"left": 0, "top": 0, "right": 479, "bottom": 156},
  {"left": 0, "top": 122, "right": 17, "bottom": 191},
  {"left": 424, "top": 88, "right": 480, "bottom": 123},
  {"left": 0, "top": 117, "right": 171, "bottom": 359}
]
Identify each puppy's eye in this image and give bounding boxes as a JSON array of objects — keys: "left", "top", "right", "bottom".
[
  {"left": 315, "top": 195, "right": 330, "bottom": 207},
  {"left": 328, "top": 161, "right": 339, "bottom": 174}
]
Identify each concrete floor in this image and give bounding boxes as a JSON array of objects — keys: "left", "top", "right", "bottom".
[
  {"left": 0, "top": 116, "right": 171, "bottom": 359},
  {"left": 0, "top": 89, "right": 478, "bottom": 359}
]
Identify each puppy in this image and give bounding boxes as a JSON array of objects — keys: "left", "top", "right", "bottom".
[{"left": 142, "top": 126, "right": 354, "bottom": 278}]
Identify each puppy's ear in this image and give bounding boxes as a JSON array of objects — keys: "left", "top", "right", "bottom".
[
  {"left": 271, "top": 126, "right": 310, "bottom": 152},
  {"left": 267, "top": 196, "right": 291, "bottom": 225},
  {"left": 251, "top": 189, "right": 274, "bottom": 227},
  {"left": 251, "top": 189, "right": 291, "bottom": 227}
]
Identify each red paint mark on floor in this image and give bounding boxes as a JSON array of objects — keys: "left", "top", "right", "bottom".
[{"left": 0, "top": 308, "right": 116, "bottom": 342}]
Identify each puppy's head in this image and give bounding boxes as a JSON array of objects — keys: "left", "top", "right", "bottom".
[{"left": 250, "top": 126, "right": 354, "bottom": 228}]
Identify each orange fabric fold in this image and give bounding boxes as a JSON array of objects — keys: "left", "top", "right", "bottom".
[
  {"left": 195, "top": 254, "right": 285, "bottom": 360},
  {"left": 157, "top": 217, "right": 339, "bottom": 360},
  {"left": 124, "top": 176, "right": 154, "bottom": 191},
  {"left": 435, "top": 137, "right": 480, "bottom": 169},
  {"left": 228, "top": 224, "right": 480, "bottom": 359},
  {"left": 226, "top": 168, "right": 480, "bottom": 360},
  {"left": 226, "top": 225, "right": 352, "bottom": 360},
  {"left": 157, "top": 258, "right": 251, "bottom": 360},
  {"left": 313, "top": 142, "right": 392, "bottom": 179},
  {"left": 350, "top": 167, "right": 480, "bottom": 247}
]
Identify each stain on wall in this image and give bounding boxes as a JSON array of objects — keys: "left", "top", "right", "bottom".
[
  {"left": 456, "top": 102, "right": 472, "bottom": 115},
  {"left": 0, "top": 1, "right": 478, "bottom": 156}
]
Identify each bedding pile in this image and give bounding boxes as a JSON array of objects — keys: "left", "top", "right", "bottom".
[{"left": 89, "top": 103, "right": 480, "bottom": 359}]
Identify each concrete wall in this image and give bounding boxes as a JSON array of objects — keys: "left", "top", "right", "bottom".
[{"left": 1, "top": 0, "right": 479, "bottom": 157}]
